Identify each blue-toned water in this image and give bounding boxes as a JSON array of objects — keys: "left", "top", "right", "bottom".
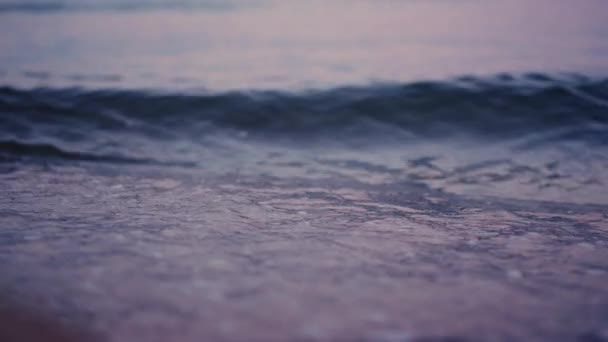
[{"left": 1, "top": 1, "right": 608, "bottom": 341}]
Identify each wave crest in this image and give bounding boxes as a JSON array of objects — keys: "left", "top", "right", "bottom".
[{"left": 2, "top": 74, "right": 607, "bottom": 141}]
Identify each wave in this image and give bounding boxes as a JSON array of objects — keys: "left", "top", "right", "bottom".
[
  {"left": 0, "top": 140, "right": 199, "bottom": 166},
  {"left": 2, "top": 73, "right": 607, "bottom": 141}
]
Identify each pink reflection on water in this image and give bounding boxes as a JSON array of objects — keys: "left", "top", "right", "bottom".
[{"left": 0, "top": 0, "right": 607, "bottom": 89}]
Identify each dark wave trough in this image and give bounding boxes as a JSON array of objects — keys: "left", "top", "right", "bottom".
[{"left": 1, "top": 74, "right": 607, "bottom": 142}]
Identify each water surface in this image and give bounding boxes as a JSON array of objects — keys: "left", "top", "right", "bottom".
[{"left": 1, "top": 1, "right": 608, "bottom": 341}]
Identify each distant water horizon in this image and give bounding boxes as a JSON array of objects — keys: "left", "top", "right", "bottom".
[{"left": 1, "top": 0, "right": 608, "bottom": 90}]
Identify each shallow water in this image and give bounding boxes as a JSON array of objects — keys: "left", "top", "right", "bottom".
[
  {"left": 1, "top": 164, "right": 608, "bottom": 341},
  {"left": 1, "top": 1, "right": 608, "bottom": 341}
]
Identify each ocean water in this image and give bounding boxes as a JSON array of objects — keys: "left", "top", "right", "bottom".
[{"left": 1, "top": 1, "right": 608, "bottom": 341}]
